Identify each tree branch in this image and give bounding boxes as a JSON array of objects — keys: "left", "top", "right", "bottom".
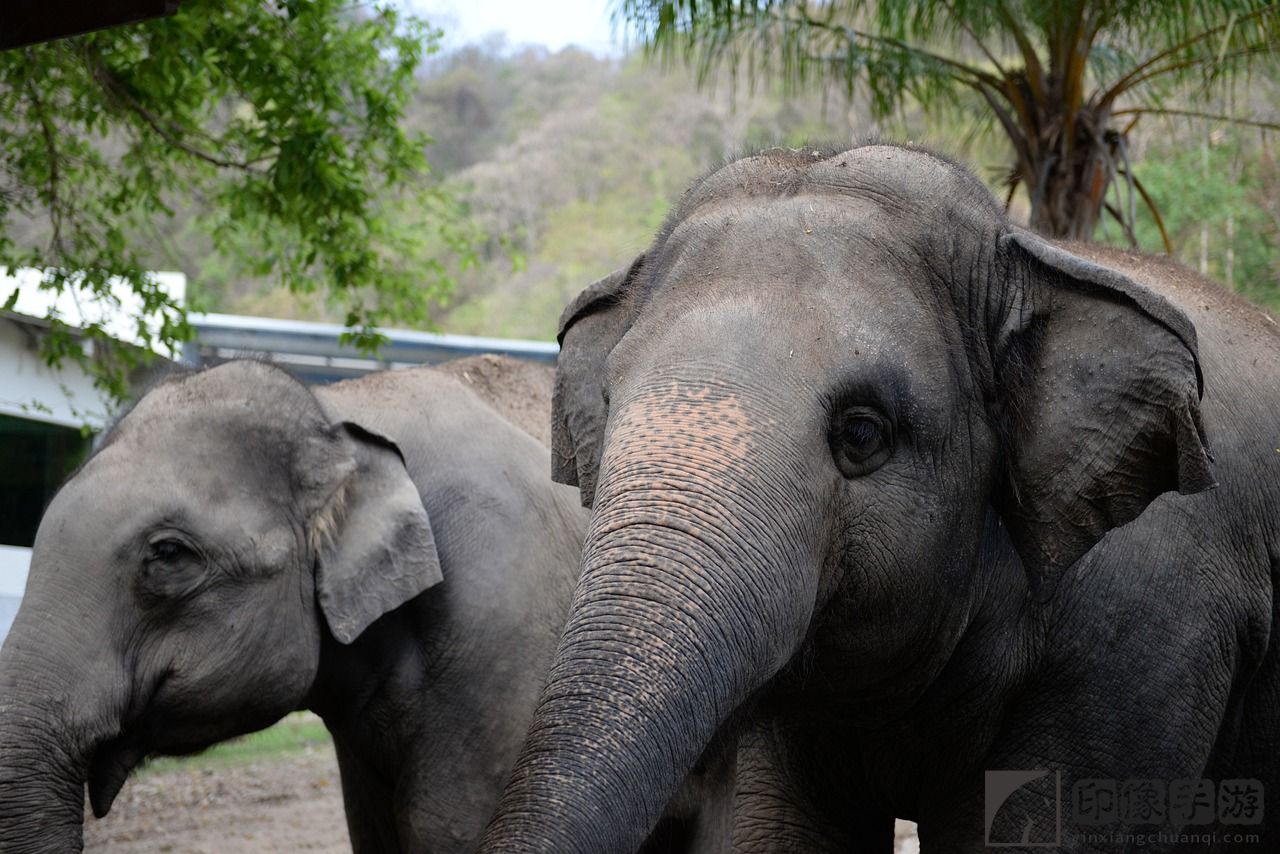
[
  {"left": 1096, "top": 3, "right": 1280, "bottom": 108},
  {"left": 1116, "top": 168, "right": 1173, "bottom": 254},
  {"left": 1063, "top": 0, "right": 1098, "bottom": 158},
  {"left": 1003, "top": 171, "right": 1022, "bottom": 212},
  {"left": 1110, "top": 107, "right": 1280, "bottom": 131},
  {"left": 1098, "top": 43, "right": 1279, "bottom": 104},
  {"left": 1117, "top": 133, "right": 1136, "bottom": 239},
  {"left": 792, "top": 11, "right": 1004, "bottom": 90},
  {"left": 22, "top": 54, "right": 66, "bottom": 260},
  {"left": 1103, "top": 200, "right": 1138, "bottom": 247},
  {"left": 939, "top": 1, "right": 1007, "bottom": 79},
  {"left": 973, "top": 79, "right": 1035, "bottom": 181},
  {"left": 90, "top": 61, "right": 263, "bottom": 172},
  {"left": 994, "top": 0, "right": 1045, "bottom": 101}
]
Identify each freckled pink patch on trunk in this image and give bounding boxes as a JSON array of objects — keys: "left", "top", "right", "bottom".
[
  {"left": 607, "top": 381, "right": 756, "bottom": 475},
  {"left": 590, "top": 381, "right": 769, "bottom": 552}
]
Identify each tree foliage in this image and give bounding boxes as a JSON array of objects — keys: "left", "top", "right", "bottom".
[
  {"left": 618, "top": 0, "right": 1280, "bottom": 242},
  {"left": 1131, "top": 130, "right": 1280, "bottom": 307},
  {"left": 0, "top": 0, "right": 471, "bottom": 401},
  {"left": 180, "top": 42, "right": 1278, "bottom": 334}
]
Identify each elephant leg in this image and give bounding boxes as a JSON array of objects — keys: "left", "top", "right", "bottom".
[
  {"left": 732, "top": 717, "right": 894, "bottom": 854},
  {"left": 331, "top": 733, "right": 403, "bottom": 853}
]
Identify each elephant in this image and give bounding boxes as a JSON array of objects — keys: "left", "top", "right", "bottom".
[
  {"left": 0, "top": 355, "right": 594, "bottom": 853},
  {"left": 480, "top": 143, "right": 1280, "bottom": 852}
]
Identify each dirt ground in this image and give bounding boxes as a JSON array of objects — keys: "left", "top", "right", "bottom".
[
  {"left": 84, "top": 742, "right": 921, "bottom": 853},
  {"left": 83, "top": 745, "right": 350, "bottom": 853}
]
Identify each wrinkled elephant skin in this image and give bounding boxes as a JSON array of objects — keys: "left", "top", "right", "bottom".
[{"left": 481, "top": 144, "right": 1279, "bottom": 853}]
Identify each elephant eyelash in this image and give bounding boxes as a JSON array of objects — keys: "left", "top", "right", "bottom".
[
  {"left": 143, "top": 529, "right": 201, "bottom": 561},
  {"left": 145, "top": 538, "right": 200, "bottom": 565},
  {"left": 824, "top": 360, "right": 921, "bottom": 432},
  {"left": 823, "top": 383, "right": 895, "bottom": 427}
]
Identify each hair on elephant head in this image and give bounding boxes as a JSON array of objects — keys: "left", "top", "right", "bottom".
[
  {"left": 0, "top": 361, "right": 441, "bottom": 852},
  {"left": 485, "top": 143, "right": 1214, "bottom": 853}
]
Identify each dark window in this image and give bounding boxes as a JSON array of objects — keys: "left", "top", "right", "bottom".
[{"left": 0, "top": 415, "right": 92, "bottom": 547}]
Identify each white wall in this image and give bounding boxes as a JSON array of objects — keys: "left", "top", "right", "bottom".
[
  {"left": 0, "top": 317, "right": 111, "bottom": 428},
  {"left": 0, "top": 546, "right": 31, "bottom": 647},
  {"left": 0, "top": 267, "right": 186, "bottom": 429},
  {"left": 0, "top": 546, "right": 29, "bottom": 597}
]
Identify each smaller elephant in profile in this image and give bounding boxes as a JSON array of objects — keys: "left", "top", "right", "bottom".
[{"left": 0, "top": 357, "right": 593, "bottom": 853}]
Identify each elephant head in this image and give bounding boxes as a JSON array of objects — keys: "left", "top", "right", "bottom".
[
  {"left": 0, "top": 361, "right": 442, "bottom": 852},
  {"left": 482, "top": 144, "right": 1214, "bottom": 852}
]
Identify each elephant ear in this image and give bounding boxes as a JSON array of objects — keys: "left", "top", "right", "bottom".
[
  {"left": 994, "top": 231, "right": 1215, "bottom": 599},
  {"left": 552, "top": 254, "right": 645, "bottom": 507},
  {"left": 300, "top": 422, "right": 443, "bottom": 643}
]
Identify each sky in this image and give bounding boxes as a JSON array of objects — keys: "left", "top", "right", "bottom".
[{"left": 409, "top": 0, "right": 621, "bottom": 55}]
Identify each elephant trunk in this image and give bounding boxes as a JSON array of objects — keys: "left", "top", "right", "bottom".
[
  {"left": 0, "top": 646, "right": 91, "bottom": 852},
  {"left": 0, "top": 572, "right": 125, "bottom": 853},
  {"left": 482, "top": 381, "right": 817, "bottom": 853}
]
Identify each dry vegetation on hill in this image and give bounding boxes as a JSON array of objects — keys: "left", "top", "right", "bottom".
[{"left": 134, "top": 43, "right": 1280, "bottom": 338}]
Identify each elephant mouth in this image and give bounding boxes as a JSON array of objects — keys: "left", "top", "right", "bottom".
[
  {"left": 87, "top": 714, "right": 233, "bottom": 818},
  {"left": 87, "top": 735, "right": 145, "bottom": 818}
]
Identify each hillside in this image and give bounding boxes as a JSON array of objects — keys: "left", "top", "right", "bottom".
[{"left": 161, "top": 43, "right": 1280, "bottom": 338}]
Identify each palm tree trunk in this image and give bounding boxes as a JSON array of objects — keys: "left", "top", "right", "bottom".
[{"left": 1025, "top": 107, "right": 1115, "bottom": 241}]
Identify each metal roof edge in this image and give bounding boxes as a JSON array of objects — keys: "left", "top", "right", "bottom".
[{"left": 187, "top": 313, "right": 559, "bottom": 357}]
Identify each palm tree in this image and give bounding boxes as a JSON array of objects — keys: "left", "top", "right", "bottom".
[{"left": 617, "top": 1, "right": 1280, "bottom": 245}]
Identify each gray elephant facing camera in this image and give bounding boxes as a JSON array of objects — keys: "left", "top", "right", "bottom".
[
  {"left": 481, "top": 144, "right": 1280, "bottom": 852},
  {"left": 0, "top": 357, "right": 592, "bottom": 853}
]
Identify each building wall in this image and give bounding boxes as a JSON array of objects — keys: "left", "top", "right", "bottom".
[{"left": 0, "top": 315, "right": 112, "bottom": 429}]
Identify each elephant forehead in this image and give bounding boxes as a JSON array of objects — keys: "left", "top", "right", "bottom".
[
  {"left": 629, "top": 221, "right": 951, "bottom": 374},
  {"left": 650, "top": 195, "right": 943, "bottom": 311},
  {"left": 64, "top": 443, "right": 265, "bottom": 522},
  {"left": 818, "top": 144, "right": 995, "bottom": 199},
  {"left": 89, "top": 419, "right": 286, "bottom": 510},
  {"left": 673, "top": 143, "right": 998, "bottom": 226},
  {"left": 101, "top": 361, "right": 323, "bottom": 458},
  {"left": 659, "top": 194, "right": 880, "bottom": 266}
]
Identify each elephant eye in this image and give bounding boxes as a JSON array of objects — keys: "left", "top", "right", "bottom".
[
  {"left": 148, "top": 538, "right": 197, "bottom": 564},
  {"left": 140, "top": 535, "right": 208, "bottom": 600},
  {"left": 830, "top": 407, "right": 892, "bottom": 478}
]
